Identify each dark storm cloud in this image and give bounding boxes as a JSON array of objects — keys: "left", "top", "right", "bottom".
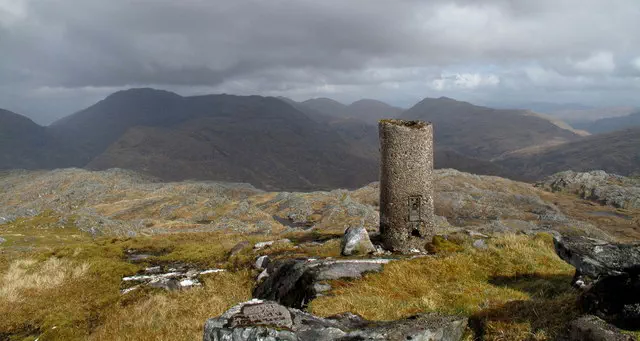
[{"left": 1, "top": 0, "right": 640, "bottom": 123}]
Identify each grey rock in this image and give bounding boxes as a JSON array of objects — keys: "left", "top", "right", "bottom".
[
  {"left": 254, "top": 239, "right": 291, "bottom": 250},
  {"left": 203, "top": 300, "right": 468, "bottom": 341},
  {"left": 539, "top": 171, "right": 640, "bottom": 209},
  {"left": 0, "top": 236, "right": 5, "bottom": 244},
  {"left": 255, "top": 255, "right": 270, "bottom": 270},
  {"left": 256, "top": 269, "right": 269, "bottom": 282},
  {"left": 472, "top": 239, "right": 488, "bottom": 250},
  {"left": 341, "top": 226, "right": 376, "bottom": 256},
  {"left": 253, "top": 258, "right": 391, "bottom": 309},
  {"left": 553, "top": 236, "right": 640, "bottom": 278},
  {"left": 554, "top": 235, "right": 640, "bottom": 327},
  {"left": 120, "top": 267, "right": 222, "bottom": 294},
  {"left": 567, "top": 315, "right": 634, "bottom": 341}
]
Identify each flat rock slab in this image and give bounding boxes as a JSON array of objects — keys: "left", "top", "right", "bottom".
[
  {"left": 203, "top": 299, "right": 468, "bottom": 341},
  {"left": 553, "top": 236, "right": 640, "bottom": 278},
  {"left": 253, "top": 258, "right": 391, "bottom": 309}
]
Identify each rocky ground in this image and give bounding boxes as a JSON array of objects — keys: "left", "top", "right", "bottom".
[{"left": 0, "top": 168, "right": 639, "bottom": 340}]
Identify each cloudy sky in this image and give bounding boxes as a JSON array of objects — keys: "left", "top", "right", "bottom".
[{"left": 1, "top": 0, "right": 640, "bottom": 124}]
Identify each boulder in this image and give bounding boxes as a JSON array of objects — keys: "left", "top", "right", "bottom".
[
  {"left": 203, "top": 299, "right": 468, "bottom": 341},
  {"left": 253, "top": 258, "right": 391, "bottom": 309},
  {"left": 554, "top": 235, "right": 640, "bottom": 327},
  {"left": 568, "top": 315, "right": 635, "bottom": 341},
  {"left": 341, "top": 226, "right": 376, "bottom": 256},
  {"left": 553, "top": 236, "right": 640, "bottom": 279}
]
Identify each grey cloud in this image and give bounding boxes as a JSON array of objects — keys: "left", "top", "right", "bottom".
[{"left": 1, "top": 0, "right": 640, "bottom": 122}]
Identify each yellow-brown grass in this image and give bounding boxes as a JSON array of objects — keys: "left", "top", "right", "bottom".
[
  {"left": 309, "top": 234, "right": 581, "bottom": 340},
  {"left": 89, "top": 271, "right": 253, "bottom": 341}
]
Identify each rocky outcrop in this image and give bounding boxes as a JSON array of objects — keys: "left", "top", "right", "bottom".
[
  {"left": 203, "top": 299, "right": 468, "bottom": 341},
  {"left": 253, "top": 258, "right": 391, "bottom": 309},
  {"left": 341, "top": 226, "right": 376, "bottom": 256},
  {"left": 567, "top": 315, "right": 635, "bottom": 341},
  {"left": 553, "top": 235, "right": 640, "bottom": 327},
  {"left": 539, "top": 171, "right": 640, "bottom": 209}
]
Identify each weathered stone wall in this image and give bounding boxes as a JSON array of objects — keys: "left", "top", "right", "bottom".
[{"left": 379, "top": 119, "right": 434, "bottom": 253}]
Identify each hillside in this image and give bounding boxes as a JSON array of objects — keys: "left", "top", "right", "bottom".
[
  {"left": 67, "top": 90, "right": 378, "bottom": 190},
  {"left": 573, "top": 111, "right": 640, "bottom": 134},
  {"left": 498, "top": 127, "right": 640, "bottom": 180},
  {"left": 400, "top": 97, "right": 582, "bottom": 160},
  {"left": 0, "top": 168, "right": 638, "bottom": 340},
  {"left": 0, "top": 109, "right": 72, "bottom": 169}
]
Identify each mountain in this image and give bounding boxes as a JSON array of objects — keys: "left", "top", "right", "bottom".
[
  {"left": 347, "top": 99, "right": 403, "bottom": 123},
  {"left": 0, "top": 108, "right": 71, "bottom": 169},
  {"left": 49, "top": 88, "right": 187, "bottom": 166},
  {"left": 299, "top": 98, "right": 351, "bottom": 119},
  {"left": 497, "top": 127, "right": 640, "bottom": 180},
  {"left": 543, "top": 106, "right": 637, "bottom": 125},
  {"left": 50, "top": 89, "right": 377, "bottom": 190},
  {"left": 572, "top": 111, "right": 640, "bottom": 134},
  {"left": 290, "top": 98, "right": 402, "bottom": 124},
  {"left": 400, "top": 97, "right": 582, "bottom": 160}
]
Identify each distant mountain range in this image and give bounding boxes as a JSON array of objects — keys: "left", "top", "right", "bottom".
[
  {"left": 1, "top": 88, "right": 638, "bottom": 190},
  {"left": 400, "top": 96, "right": 582, "bottom": 160},
  {"left": 497, "top": 127, "right": 640, "bottom": 180},
  {"left": 572, "top": 111, "right": 640, "bottom": 134}
]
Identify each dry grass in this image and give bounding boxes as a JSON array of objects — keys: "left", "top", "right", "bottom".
[
  {"left": 89, "top": 271, "right": 253, "bottom": 341},
  {"left": 0, "top": 258, "right": 89, "bottom": 302},
  {"left": 2, "top": 211, "right": 635, "bottom": 340},
  {"left": 0, "top": 213, "right": 344, "bottom": 340},
  {"left": 309, "top": 234, "right": 581, "bottom": 340}
]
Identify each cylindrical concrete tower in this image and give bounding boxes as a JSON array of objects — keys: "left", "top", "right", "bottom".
[{"left": 379, "top": 119, "right": 434, "bottom": 253}]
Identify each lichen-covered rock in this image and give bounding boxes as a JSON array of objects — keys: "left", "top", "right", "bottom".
[
  {"left": 554, "top": 235, "right": 640, "bottom": 327},
  {"left": 539, "top": 170, "right": 640, "bottom": 209},
  {"left": 567, "top": 315, "right": 635, "bottom": 341},
  {"left": 203, "top": 299, "right": 468, "bottom": 341},
  {"left": 253, "top": 258, "right": 391, "bottom": 308},
  {"left": 553, "top": 236, "right": 640, "bottom": 278},
  {"left": 341, "top": 226, "right": 375, "bottom": 256}
]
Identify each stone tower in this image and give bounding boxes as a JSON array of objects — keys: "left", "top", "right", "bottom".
[{"left": 378, "top": 119, "right": 435, "bottom": 253}]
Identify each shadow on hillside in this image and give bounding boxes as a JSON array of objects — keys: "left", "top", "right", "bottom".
[
  {"left": 488, "top": 273, "right": 575, "bottom": 299},
  {"left": 285, "top": 232, "right": 343, "bottom": 244},
  {"left": 469, "top": 273, "right": 581, "bottom": 340}
]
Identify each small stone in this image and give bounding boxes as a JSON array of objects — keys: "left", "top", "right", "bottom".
[
  {"left": 256, "top": 269, "right": 269, "bottom": 282},
  {"left": 0, "top": 237, "right": 6, "bottom": 244},
  {"left": 149, "top": 278, "right": 180, "bottom": 291},
  {"left": 145, "top": 266, "right": 161, "bottom": 274},
  {"left": 254, "top": 239, "right": 291, "bottom": 250},
  {"left": 473, "top": 239, "right": 488, "bottom": 250},
  {"left": 568, "top": 315, "right": 634, "bottom": 341},
  {"left": 341, "top": 226, "right": 375, "bottom": 256},
  {"left": 255, "top": 255, "right": 270, "bottom": 270},
  {"left": 229, "top": 241, "right": 250, "bottom": 256},
  {"left": 179, "top": 279, "right": 200, "bottom": 288}
]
